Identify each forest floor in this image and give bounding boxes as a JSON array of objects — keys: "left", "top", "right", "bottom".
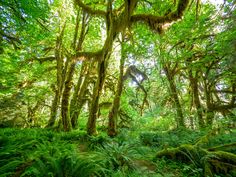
[{"left": 0, "top": 127, "right": 236, "bottom": 177}]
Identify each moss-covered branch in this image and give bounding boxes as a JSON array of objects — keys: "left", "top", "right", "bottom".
[
  {"left": 74, "top": 0, "right": 106, "bottom": 17},
  {"left": 208, "top": 143, "right": 236, "bottom": 152},
  {"left": 75, "top": 50, "right": 103, "bottom": 61},
  {"left": 131, "top": 0, "right": 190, "bottom": 32}
]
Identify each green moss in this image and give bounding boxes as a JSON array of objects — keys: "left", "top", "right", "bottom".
[{"left": 156, "top": 143, "right": 236, "bottom": 176}]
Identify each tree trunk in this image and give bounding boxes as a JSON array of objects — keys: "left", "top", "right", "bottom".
[
  {"left": 164, "top": 66, "right": 185, "bottom": 128},
  {"left": 47, "top": 89, "right": 60, "bottom": 127},
  {"left": 87, "top": 58, "right": 109, "bottom": 135},
  {"left": 70, "top": 61, "right": 93, "bottom": 128},
  {"left": 87, "top": 1, "right": 115, "bottom": 135},
  {"left": 27, "top": 100, "right": 41, "bottom": 126},
  {"left": 46, "top": 23, "right": 66, "bottom": 128},
  {"left": 61, "top": 61, "right": 75, "bottom": 131},
  {"left": 204, "top": 80, "right": 214, "bottom": 127},
  {"left": 189, "top": 71, "right": 205, "bottom": 128},
  {"left": 86, "top": 0, "right": 139, "bottom": 135},
  {"left": 70, "top": 62, "right": 87, "bottom": 128},
  {"left": 108, "top": 41, "right": 125, "bottom": 137},
  {"left": 60, "top": 11, "right": 88, "bottom": 131}
]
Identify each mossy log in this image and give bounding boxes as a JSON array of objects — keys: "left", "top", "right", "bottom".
[
  {"left": 156, "top": 144, "right": 236, "bottom": 176},
  {"left": 208, "top": 142, "right": 236, "bottom": 152}
]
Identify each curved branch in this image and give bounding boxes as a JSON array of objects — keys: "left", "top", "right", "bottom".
[
  {"left": 74, "top": 0, "right": 106, "bottom": 17},
  {"left": 131, "top": 0, "right": 190, "bottom": 32}
]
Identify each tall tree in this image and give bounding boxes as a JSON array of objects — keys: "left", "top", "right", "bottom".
[{"left": 74, "top": 0, "right": 190, "bottom": 135}]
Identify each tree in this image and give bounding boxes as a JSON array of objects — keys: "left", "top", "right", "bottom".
[
  {"left": 1, "top": 0, "right": 235, "bottom": 134},
  {"left": 74, "top": 0, "right": 190, "bottom": 135}
]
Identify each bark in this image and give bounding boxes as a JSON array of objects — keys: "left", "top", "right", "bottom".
[
  {"left": 189, "top": 70, "right": 205, "bottom": 128},
  {"left": 204, "top": 80, "right": 214, "bottom": 127},
  {"left": 70, "top": 61, "right": 87, "bottom": 128},
  {"left": 164, "top": 66, "right": 185, "bottom": 128},
  {"left": 123, "top": 65, "right": 148, "bottom": 116},
  {"left": 86, "top": 0, "right": 127, "bottom": 135},
  {"left": 70, "top": 61, "right": 94, "bottom": 128},
  {"left": 87, "top": 1, "right": 118, "bottom": 135},
  {"left": 27, "top": 100, "right": 41, "bottom": 126},
  {"left": 108, "top": 41, "right": 125, "bottom": 137},
  {"left": 61, "top": 61, "right": 75, "bottom": 131},
  {"left": 87, "top": 56, "right": 110, "bottom": 135},
  {"left": 47, "top": 89, "right": 60, "bottom": 127},
  {"left": 46, "top": 23, "right": 66, "bottom": 128},
  {"left": 60, "top": 11, "right": 88, "bottom": 131}
]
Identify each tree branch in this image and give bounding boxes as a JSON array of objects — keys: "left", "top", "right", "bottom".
[
  {"left": 209, "top": 103, "right": 236, "bottom": 111},
  {"left": 74, "top": 0, "right": 107, "bottom": 17},
  {"left": 131, "top": 0, "right": 190, "bottom": 32},
  {"left": 75, "top": 50, "right": 103, "bottom": 61}
]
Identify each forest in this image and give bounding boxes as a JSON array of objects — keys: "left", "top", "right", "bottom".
[{"left": 0, "top": 0, "right": 236, "bottom": 176}]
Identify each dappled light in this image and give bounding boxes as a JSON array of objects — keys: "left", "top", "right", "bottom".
[{"left": 0, "top": 0, "right": 235, "bottom": 176}]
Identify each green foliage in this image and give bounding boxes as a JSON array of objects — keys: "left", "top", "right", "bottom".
[
  {"left": 202, "top": 130, "right": 236, "bottom": 154},
  {"left": 155, "top": 158, "right": 203, "bottom": 177},
  {"left": 1, "top": 0, "right": 236, "bottom": 176},
  {"left": 1, "top": 127, "right": 236, "bottom": 176},
  {"left": 140, "top": 128, "right": 205, "bottom": 148},
  {"left": 0, "top": 128, "right": 108, "bottom": 177},
  {"left": 96, "top": 142, "right": 140, "bottom": 171},
  {"left": 59, "top": 130, "right": 89, "bottom": 142},
  {"left": 87, "top": 133, "right": 111, "bottom": 150}
]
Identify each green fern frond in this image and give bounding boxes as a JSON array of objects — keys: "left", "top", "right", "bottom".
[{"left": 0, "top": 159, "right": 23, "bottom": 175}]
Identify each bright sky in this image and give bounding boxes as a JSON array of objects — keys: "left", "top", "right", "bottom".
[{"left": 202, "top": 0, "right": 225, "bottom": 5}]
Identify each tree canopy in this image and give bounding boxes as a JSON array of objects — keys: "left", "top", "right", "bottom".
[{"left": 0, "top": 0, "right": 236, "bottom": 175}]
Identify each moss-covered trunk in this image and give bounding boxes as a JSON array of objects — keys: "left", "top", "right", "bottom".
[
  {"left": 107, "top": 41, "right": 125, "bottom": 137},
  {"left": 47, "top": 24, "right": 66, "bottom": 128},
  {"left": 87, "top": 55, "right": 110, "bottom": 135},
  {"left": 189, "top": 70, "right": 205, "bottom": 128},
  {"left": 27, "top": 100, "right": 41, "bottom": 126},
  {"left": 164, "top": 66, "right": 185, "bottom": 128},
  {"left": 203, "top": 80, "right": 214, "bottom": 127},
  {"left": 71, "top": 61, "right": 94, "bottom": 129},
  {"left": 61, "top": 61, "right": 75, "bottom": 131},
  {"left": 70, "top": 61, "right": 87, "bottom": 128},
  {"left": 87, "top": 0, "right": 136, "bottom": 135},
  {"left": 60, "top": 11, "right": 87, "bottom": 131}
]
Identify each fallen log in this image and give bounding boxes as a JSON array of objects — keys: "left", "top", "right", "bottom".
[{"left": 155, "top": 144, "right": 236, "bottom": 177}]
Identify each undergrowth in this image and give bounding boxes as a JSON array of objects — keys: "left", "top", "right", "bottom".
[{"left": 0, "top": 127, "right": 235, "bottom": 177}]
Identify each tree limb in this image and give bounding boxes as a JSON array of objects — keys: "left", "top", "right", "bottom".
[
  {"left": 131, "top": 0, "right": 190, "bottom": 32},
  {"left": 74, "top": 0, "right": 107, "bottom": 17},
  {"left": 75, "top": 50, "right": 103, "bottom": 61}
]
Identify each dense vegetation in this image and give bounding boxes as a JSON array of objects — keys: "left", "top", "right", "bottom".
[{"left": 0, "top": 0, "right": 235, "bottom": 176}]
